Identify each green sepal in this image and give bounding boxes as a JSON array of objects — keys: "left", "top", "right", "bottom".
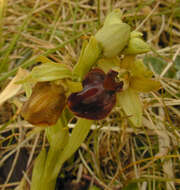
[
  {"left": 103, "top": 9, "right": 123, "bottom": 26},
  {"left": 117, "top": 88, "right": 142, "bottom": 127},
  {"left": 95, "top": 22, "right": 130, "bottom": 58},
  {"left": 130, "top": 59, "right": 153, "bottom": 78},
  {"left": 130, "top": 77, "right": 161, "bottom": 92},
  {"left": 72, "top": 36, "right": 101, "bottom": 81},
  {"left": 95, "top": 9, "right": 130, "bottom": 58},
  {"left": 19, "top": 62, "right": 72, "bottom": 83},
  {"left": 22, "top": 82, "right": 32, "bottom": 98}
]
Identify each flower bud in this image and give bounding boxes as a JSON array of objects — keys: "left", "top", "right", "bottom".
[
  {"left": 123, "top": 31, "right": 150, "bottom": 55},
  {"left": 95, "top": 9, "right": 130, "bottom": 58},
  {"left": 103, "top": 9, "right": 123, "bottom": 26},
  {"left": 21, "top": 82, "right": 66, "bottom": 126}
]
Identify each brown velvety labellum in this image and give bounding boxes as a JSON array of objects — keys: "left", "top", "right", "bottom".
[
  {"left": 67, "top": 68, "right": 123, "bottom": 120},
  {"left": 21, "top": 82, "right": 66, "bottom": 126}
]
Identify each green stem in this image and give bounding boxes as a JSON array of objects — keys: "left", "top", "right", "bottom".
[
  {"left": 31, "top": 117, "right": 93, "bottom": 190},
  {"left": 31, "top": 149, "right": 47, "bottom": 190},
  {"left": 40, "top": 179, "right": 56, "bottom": 190},
  {"left": 40, "top": 119, "right": 69, "bottom": 190}
]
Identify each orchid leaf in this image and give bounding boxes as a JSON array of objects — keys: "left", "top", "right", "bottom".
[
  {"left": 41, "top": 113, "right": 73, "bottom": 190},
  {"left": 117, "top": 88, "right": 142, "bottom": 127},
  {"left": 51, "top": 119, "right": 94, "bottom": 180},
  {"left": 143, "top": 56, "right": 167, "bottom": 75},
  {"left": 72, "top": 40, "right": 88, "bottom": 80},
  {"left": 58, "top": 118, "right": 93, "bottom": 162}
]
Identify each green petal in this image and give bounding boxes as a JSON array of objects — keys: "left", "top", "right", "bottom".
[
  {"left": 117, "top": 88, "right": 142, "bottom": 127},
  {"left": 129, "top": 59, "right": 153, "bottom": 78},
  {"left": 97, "top": 57, "right": 120, "bottom": 73},
  {"left": 130, "top": 31, "right": 143, "bottom": 38},
  {"left": 130, "top": 77, "right": 161, "bottom": 92},
  {"left": 123, "top": 37, "right": 150, "bottom": 55},
  {"left": 72, "top": 36, "right": 101, "bottom": 81},
  {"left": 120, "top": 57, "right": 153, "bottom": 78},
  {"left": 123, "top": 31, "right": 150, "bottom": 55},
  {"left": 120, "top": 55, "right": 135, "bottom": 70}
]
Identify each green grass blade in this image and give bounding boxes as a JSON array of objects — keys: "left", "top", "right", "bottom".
[
  {"left": 0, "top": 29, "right": 91, "bottom": 82},
  {"left": 0, "top": 0, "right": 39, "bottom": 73}
]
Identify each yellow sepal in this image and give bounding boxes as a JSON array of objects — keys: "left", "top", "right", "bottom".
[{"left": 130, "top": 77, "right": 161, "bottom": 92}]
